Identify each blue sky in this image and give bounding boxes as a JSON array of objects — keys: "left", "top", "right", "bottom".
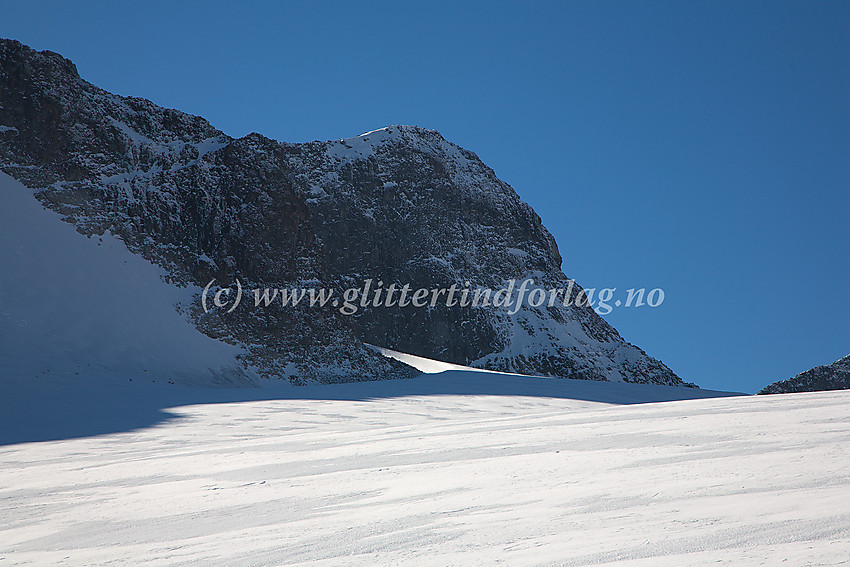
[{"left": 2, "top": 1, "right": 847, "bottom": 393}]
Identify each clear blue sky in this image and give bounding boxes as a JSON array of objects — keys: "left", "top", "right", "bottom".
[{"left": 3, "top": 1, "right": 848, "bottom": 393}]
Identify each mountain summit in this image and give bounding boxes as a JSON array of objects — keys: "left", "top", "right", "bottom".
[{"left": 0, "top": 39, "right": 686, "bottom": 386}]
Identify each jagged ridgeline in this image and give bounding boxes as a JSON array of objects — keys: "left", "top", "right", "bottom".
[{"left": 0, "top": 38, "right": 687, "bottom": 386}]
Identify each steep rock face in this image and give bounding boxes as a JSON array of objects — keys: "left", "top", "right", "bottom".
[
  {"left": 0, "top": 39, "right": 411, "bottom": 383},
  {"left": 286, "top": 127, "right": 684, "bottom": 384},
  {"left": 759, "top": 355, "right": 850, "bottom": 394},
  {"left": 0, "top": 39, "right": 686, "bottom": 386}
]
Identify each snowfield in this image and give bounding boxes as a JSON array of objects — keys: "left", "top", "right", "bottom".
[{"left": 1, "top": 378, "right": 849, "bottom": 566}]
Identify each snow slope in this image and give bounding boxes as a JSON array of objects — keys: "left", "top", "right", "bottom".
[
  {"left": 1, "top": 381, "right": 848, "bottom": 566},
  {"left": 0, "top": 172, "right": 254, "bottom": 387}
]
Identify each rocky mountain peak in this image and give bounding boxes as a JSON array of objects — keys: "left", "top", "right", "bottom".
[{"left": 1, "top": 39, "right": 687, "bottom": 387}]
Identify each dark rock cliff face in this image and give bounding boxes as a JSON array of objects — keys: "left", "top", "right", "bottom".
[
  {"left": 0, "top": 39, "right": 408, "bottom": 384},
  {"left": 0, "top": 38, "right": 686, "bottom": 386},
  {"left": 759, "top": 355, "right": 850, "bottom": 394}
]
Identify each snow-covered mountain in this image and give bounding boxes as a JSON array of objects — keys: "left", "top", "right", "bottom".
[
  {"left": 759, "top": 354, "right": 850, "bottom": 394},
  {"left": 284, "top": 126, "right": 684, "bottom": 384},
  {"left": 0, "top": 38, "right": 684, "bottom": 386}
]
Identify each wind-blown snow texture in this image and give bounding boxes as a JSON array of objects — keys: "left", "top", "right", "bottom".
[
  {"left": 0, "top": 38, "right": 682, "bottom": 386},
  {"left": 1, "top": 376, "right": 848, "bottom": 566},
  {"left": 759, "top": 354, "right": 850, "bottom": 394}
]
